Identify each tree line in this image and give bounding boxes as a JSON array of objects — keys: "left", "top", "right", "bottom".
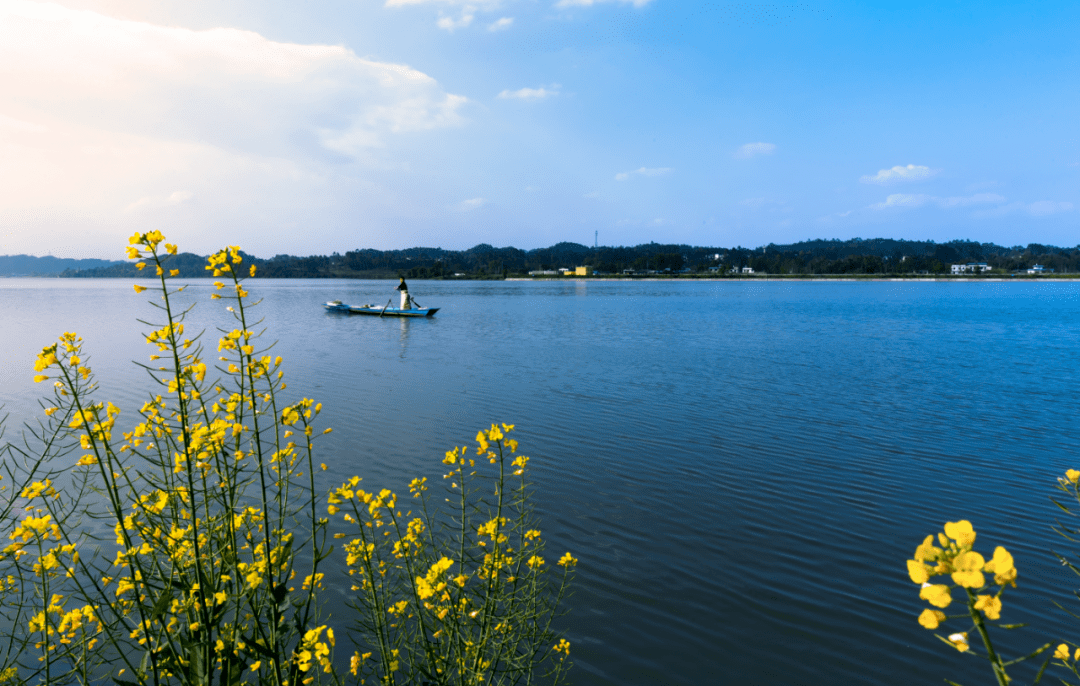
[{"left": 50, "top": 238, "right": 1080, "bottom": 279}]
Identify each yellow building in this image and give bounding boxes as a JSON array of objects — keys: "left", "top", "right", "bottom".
[{"left": 573, "top": 266, "right": 593, "bottom": 276}]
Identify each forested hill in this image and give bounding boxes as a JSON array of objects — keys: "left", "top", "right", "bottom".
[
  {"left": 46, "top": 237, "right": 1080, "bottom": 278},
  {"left": 0, "top": 254, "right": 123, "bottom": 276}
]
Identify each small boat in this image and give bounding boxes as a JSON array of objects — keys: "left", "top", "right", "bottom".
[{"left": 324, "top": 300, "right": 439, "bottom": 317}]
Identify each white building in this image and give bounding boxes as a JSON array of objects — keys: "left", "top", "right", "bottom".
[{"left": 951, "top": 262, "right": 989, "bottom": 274}]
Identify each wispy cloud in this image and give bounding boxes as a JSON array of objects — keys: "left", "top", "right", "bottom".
[
  {"left": 556, "top": 0, "right": 654, "bottom": 7},
  {"left": 437, "top": 9, "right": 475, "bottom": 31},
  {"left": 125, "top": 190, "right": 193, "bottom": 213},
  {"left": 457, "top": 197, "right": 487, "bottom": 211},
  {"left": 0, "top": 113, "right": 47, "bottom": 133},
  {"left": 615, "top": 216, "right": 670, "bottom": 227},
  {"left": 734, "top": 142, "right": 776, "bottom": 159},
  {"left": 739, "top": 197, "right": 790, "bottom": 212},
  {"left": 976, "top": 200, "right": 1074, "bottom": 217},
  {"left": 614, "top": 167, "right": 672, "bottom": 181},
  {"left": 385, "top": 0, "right": 496, "bottom": 7},
  {"left": 487, "top": 17, "right": 514, "bottom": 31},
  {"left": 860, "top": 164, "right": 939, "bottom": 185},
  {"left": 1029, "top": 200, "right": 1074, "bottom": 215},
  {"left": 497, "top": 85, "right": 559, "bottom": 100},
  {"left": 870, "top": 193, "right": 1005, "bottom": 210}
]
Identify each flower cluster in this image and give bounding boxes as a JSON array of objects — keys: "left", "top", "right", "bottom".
[
  {"left": 331, "top": 423, "right": 576, "bottom": 685},
  {"left": 0, "top": 232, "right": 574, "bottom": 686},
  {"left": 908, "top": 520, "right": 1016, "bottom": 642}
]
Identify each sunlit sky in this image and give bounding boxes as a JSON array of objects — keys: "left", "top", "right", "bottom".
[{"left": 0, "top": 0, "right": 1077, "bottom": 258}]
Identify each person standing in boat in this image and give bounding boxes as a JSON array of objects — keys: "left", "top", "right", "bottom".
[{"left": 396, "top": 277, "right": 412, "bottom": 310}]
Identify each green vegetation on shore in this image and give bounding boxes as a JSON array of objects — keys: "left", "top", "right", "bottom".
[{"left": 5, "top": 237, "right": 1080, "bottom": 278}]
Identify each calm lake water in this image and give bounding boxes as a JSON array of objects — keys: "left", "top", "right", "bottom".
[{"left": 2, "top": 277, "right": 1080, "bottom": 685}]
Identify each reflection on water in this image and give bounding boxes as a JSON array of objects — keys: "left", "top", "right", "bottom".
[
  {"left": 399, "top": 317, "right": 410, "bottom": 358},
  {"left": 2, "top": 278, "right": 1080, "bottom": 685}
]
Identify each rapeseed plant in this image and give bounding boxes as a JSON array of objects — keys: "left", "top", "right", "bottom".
[
  {"left": 906, "top": 519, "right": 1045, "bottom": 685},
  {"left": 0, "top": 233, "right": 574, "bottom": 686}
]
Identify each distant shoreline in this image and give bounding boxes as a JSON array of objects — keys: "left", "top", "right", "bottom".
[
  {"left": 507, "top": 275, "right": 1080, "bottom": 282},
  {"left": 3, "top": 274, "right": 1079, "bottom": 282}
]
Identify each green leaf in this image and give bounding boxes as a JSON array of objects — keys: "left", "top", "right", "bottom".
[
  {"left": 1032, "top": 656, "right": 1050, "bottom": 684},
  {"left": 1002, "top": 642, "right": 1052, "bottom": 667}
]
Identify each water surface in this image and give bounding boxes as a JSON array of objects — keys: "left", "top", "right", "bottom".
[{"left": 2, "top": 278, "right": 1079, "bottom": 685}]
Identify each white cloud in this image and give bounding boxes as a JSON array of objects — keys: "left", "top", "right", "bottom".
[
  {"left": 0, "top": 112, "right": 47, "bottom": 133},
  {"left": 615, "top": 216, "right": 669, "bottom": 227},
  {"left": 0, "top": 0, "right": 470, "bottom": 254},
  {"left": 497, "top": 85, "right": 559, "bottom": 100},
  {"left": 870, "top": 193, "right": 1005, "bottom": 210},
  {"left": 125, "top": 190, "right": 193, "bottom": 213},
  {"left": 0, "top": 0, "right": 466, "bottom": 155},
  {"left": 738, "top": 197, "right": 790, "bottom": 213},
  {"left": 860, "top": 164, "right": 939, "bottom": 185},
  {"left": 487, "top": 17, "right": 513, "bottom": 31},
  {"left": 1028, "top": 200, "right": 1073, "bottom": 216},
  {"left": 385, "top": 0, "right": 496, "bottom": 6},
  {"left": 977, "top": 200, "right": 1074, "bottom": 217},
  {"left": 457, "top": 197, "right": 487, "bottom": 211},
  {"left": 614, "top": 166, "right": 672, "bottom": 181},
  {"left": 436, "top": 9, "right": 474, "bottom": 31},
  {"left": 734, "top": 142, "right": 776, "bottom": 159},
  {"left": 556, "top": 0, "right": 654, "bottom": 7},
  {"left": 937, "top": 193, "right": 1006, "bottom": 208}
]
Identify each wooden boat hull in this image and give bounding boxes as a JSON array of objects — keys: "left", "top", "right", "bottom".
[
  {"left": 349, "top": 306, "right": 439, "bottom": 317},
  {"left": 323, "top": 301, "right": 438, "bottom": 317}
]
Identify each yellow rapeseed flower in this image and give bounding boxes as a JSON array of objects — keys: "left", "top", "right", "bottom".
[
  {"left": 133, "top": 284, "right": 147, "bottom": 293},
  {"left": 974, "top": 594, "right": 1002, "bottom": 620},
  {"left": 947, "top": 633, "right": 969, "bottom": 652},
  {"left": 919, "top": 583, "right": 951, "bottom": 608},
  {"left": 1067, "top": 470, "right": 1080, "bottom": 484},
  {"left": 951, "top": 551, "right": 986, "bottom": 588},
  {"left": 907, "top": 559, "right": 932, "bottom": 584},
  {"left": 983, "top": 546, "right": 1017, "bottom": 586},
  {"left": 944, "top": 520, "right": 976, "bottom": 547},
  {"left": 917, "top": 609, "right": 946, "bottom": 629},
  {"left": 1055, "top": 644, "right": 1071, "bottom": 660}
]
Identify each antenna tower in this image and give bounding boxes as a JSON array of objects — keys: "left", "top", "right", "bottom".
[{"left": 594, "top": 231, "right": 598, "bottom": 249}]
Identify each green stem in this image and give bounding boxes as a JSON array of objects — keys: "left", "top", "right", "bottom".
[{"left": 967, "top": 588, "right": 1008, "bottom": 686}]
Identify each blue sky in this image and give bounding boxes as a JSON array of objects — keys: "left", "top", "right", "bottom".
[{"left": 0, "top": 0, "right": 1076, "bottom": 257}]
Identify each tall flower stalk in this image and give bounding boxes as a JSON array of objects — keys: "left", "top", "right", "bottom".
[{"left": 0, "top": 232, "right": 575, "bottom": 686}]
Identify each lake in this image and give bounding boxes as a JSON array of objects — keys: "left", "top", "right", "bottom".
[{"left": 2, "top": 277, "right": 1080, "bottom": 684}]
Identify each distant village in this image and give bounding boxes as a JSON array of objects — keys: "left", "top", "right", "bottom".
[{"left": 531, "top": 258, "right": 1061, "bottom": 277}]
